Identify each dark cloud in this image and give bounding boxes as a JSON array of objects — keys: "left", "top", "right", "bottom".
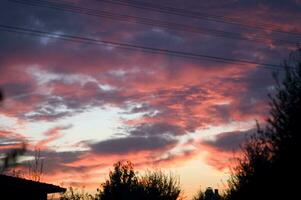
[
  {"left": 89, "top": 135, "right": 177, "bottom": 155},
  {"left": 203, "top": 129, "right": 255, "bottom": 152},
  {"left": 129, "top": 122, "right": 185, "bottom": 136},
  {"left": 15, "top": 80, "right": 118, "bottom": 121},
  {"left": 25, "top": 149, "right": 88, "bottom": 174},
  {"left": 0, "top": 130, "right": 26, "bottom": 153},
  {"left": 210, "top": 68, "right": 276, "bottom": 122},
  {"left": 1, "top": 82, "right": 35, "bottom": 98},
  {"left": 151, "top": 148, "right": 196, "bottom": 165}
]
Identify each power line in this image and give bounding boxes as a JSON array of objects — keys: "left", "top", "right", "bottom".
[
  {"left": 9, "top": 0, "right": 299, "bottom": 47},
  {"left": 97, "top": 0, "right": 301, "bottom": 38},
  {"left": 0, "top": 24, "right": 287, "bottom": 71},
  {"left": 7, "top": 0, "right": 299, "bottom": 47}
]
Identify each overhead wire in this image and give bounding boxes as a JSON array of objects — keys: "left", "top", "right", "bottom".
[
  {"left": 97, "top": 0, "right": 301, "bottom": 38},
  {"left": 7, "top": 0, "right": 300, "bottom": 47},
  {"left": 0, "top": 24, "right": 289, "bottom": 71}
]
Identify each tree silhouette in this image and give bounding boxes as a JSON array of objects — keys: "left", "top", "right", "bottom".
[
  {"left": 0, "top": 143, "right": 27, "bottom": 174},
  {"left": 224, "top": 48, "right": 301, "bottom": 200},
  {"left": 96, "top": 161, "right": 182, "bottom": 200},
  {"left": 96, "top": 161, "right": 142, "bottom": 200},
  {"left": 193, "top": 187, "right": 205, "bottom": 200},
  {"left": 0, "top": 89, "right": 3, "bottom": 102},
  {"left": 193, "top": 187, "right": 221, "bottom": 200},
  {"left": 26, "top": 148, "right": 44, "bottom": 182},
  {"left": 141, "top": 171, "right": 181, "bottom": 200},
  {"left": 60, "top": 187, "right": 94, "bottom": 200}
]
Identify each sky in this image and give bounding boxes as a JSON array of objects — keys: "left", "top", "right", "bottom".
[{"left": 0, "top": 0, "right": 301, "bottom": 198}]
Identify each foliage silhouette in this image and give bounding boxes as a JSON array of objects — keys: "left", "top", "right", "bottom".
[
  {"left": 0, "top": 89, "right": 3, "bottom": 103},
  {"left": 193, "top": 187, "right": 221, "bottom": 200},
  {"left": 141, "top": 170, "right": 181, "bottom": 200},
  {"left": 96, "top": 161, "right": 141, "bottom": 200},
  {"left": 224, "top": 48, "right": 301, "bottom": 200},
  {"left": 60, "top": 187, "right": 95, "bottom": 200},
  {"left": 0, "top": 142, "right": 26, "bottom": 174},
  {"left": 192, "top": 187, "right": 205, "bottom": 200},
  {"left": 26, "top": 148, "right": 44, "bottom": 182},
  {"left": 96, "top": 161, "right": 182, "bottom": 200}
]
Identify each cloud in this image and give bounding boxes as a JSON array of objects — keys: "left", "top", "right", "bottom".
[
  {"left": 38, "top": 150, "right": 87, "bottom": 173},
  {"left": 189, "top": 128, "right": 256, "bottom": 170},
  {"left": 0, "top": 130, "right": 26, "bottom": 152},
  {"left": 129, "top": 122, "right": 186, "bottom": 136},
  {"left": 89, "top": 135, "right": 178, "bottom": 155},
  {"left": 35, "top": 125, "right": 72, "bottom": 150},
  {"left": 202, "top": 129, "right": 254, "bottom": 152}
]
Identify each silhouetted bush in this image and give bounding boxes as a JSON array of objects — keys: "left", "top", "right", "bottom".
[
  {"left": 95, "top": 161, "right": 141, "bottom": 200},
  {"left": 193, "top": 187, "right": 222, "bottom": 200},
  {"left": 0, "top": 89, "right": 3, "bottom": 102},
  {"left": 224, "top": 49, "right": 301, "bottom": 200},
  {"left": 193, "top": 187, "right": 205, "bottom": 200},
  {"left": 60, "top": 187, "right": 95, "bottom": 200},
  {"left": 141, "top": 171, "right": 181, "bottom": 200},
  {"left": 96, "top": 161, "right": 182, "bottom": 200},
  {"left": 0, "top": 143, "right": 26, "bottom": 174}
]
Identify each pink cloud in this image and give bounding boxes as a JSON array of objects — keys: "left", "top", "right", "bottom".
[{"left": 35, "top": 125, "right": 72, "bottom": 150}]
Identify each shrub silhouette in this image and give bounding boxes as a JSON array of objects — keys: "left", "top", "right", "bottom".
[
  {"left": 60, "top": 187, "right": 95, "bottom": 200},
  {"left": 193, "top": 187, "right": 222, "bottom": 200},
  {"left": 141, "top": 171, "right": 181, "bottom": 200},
  {"left": 224, "top": 49, "right": 301, "bottom": 200},
  {"left": 0, "top": 89, "right": 3, "bottom": 102},
  {"left": 96, "top": 161, "right": 182, "bottom": 200},
  {"left": 192, "top": 187, "right": 205, "bottom": 200},
  {"left": 0, "top": 143, "right": 26, "bottom": 174},
  {"left": 96, "top": 161, "right": 141, "bottom": 200}
]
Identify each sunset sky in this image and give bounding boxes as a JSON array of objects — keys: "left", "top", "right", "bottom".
[{"left": 1, "top": 0, "right": 301, "bottom": 198}]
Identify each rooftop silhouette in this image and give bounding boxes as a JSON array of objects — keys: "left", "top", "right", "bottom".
[{"left": 0, "top": 174, "right": 66, "bottom": 200}]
